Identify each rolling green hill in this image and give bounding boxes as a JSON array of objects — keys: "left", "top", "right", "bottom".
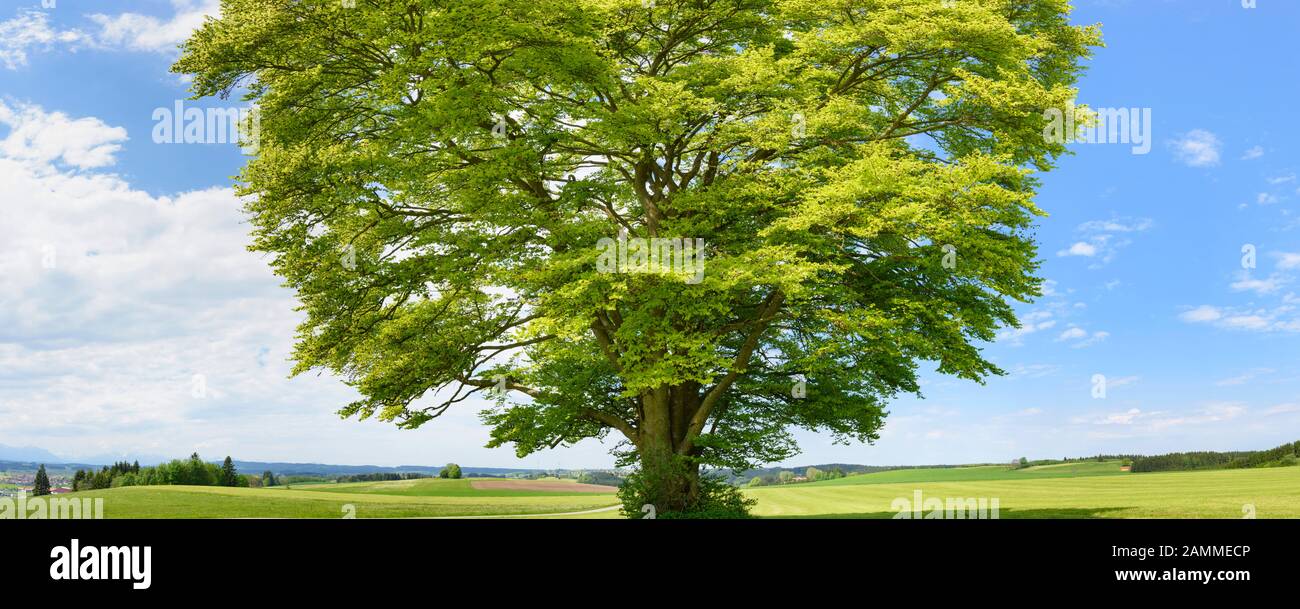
[
  {"left": 745, "top": 466, "right": 1300, "bottom": 518},
  {"left": 33, "top": 482, "right": 618, "bottom": 519},
  {"left": 17, "top": 460, "right": 1300, "bottom": 519},
  {"left": 802, "top": 460, "right": 1125, "bottom": 487},
  {"left": 294, "top": 477, "right": 617, "bottom": 498}
]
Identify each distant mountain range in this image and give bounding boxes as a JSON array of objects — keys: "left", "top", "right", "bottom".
[
  {"left": 230, "top": 460, "right": 564, "bottom": 477},
  {"left": 0, "top": 444, "right": 606, "bottom": 477},
  {"left": 0, "top": 444, "right": 63, "bottom": 463}
]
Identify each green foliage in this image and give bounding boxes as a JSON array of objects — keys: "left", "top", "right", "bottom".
[
  {"left": 220, "top": 456, "right": 241, "bottom": 487},
  {"left": 174, "top": 1, "right": 1100, "bottom": 510},
  {"left": 73, "top": 461, "right": 142, "bottom": 491},
  {"left": 443, "top": 463, "right": 463, "bottom": 479},
  {"left": 575, "top": 470, "right": 623, "bottom": 486},
  {"left": 617, "top": 453, "right": 754, "bottom": 517},
  {"left": 71, "top": 454, "right": 251, "bottom": 490},
  {"left": 1129, "top": 441, "right": 1300, "bottom": 473},
  {"left": 33, "top": 465, "right": 51, "bottom": 496}
]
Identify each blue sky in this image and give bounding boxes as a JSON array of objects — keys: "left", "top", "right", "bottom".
[{"left": 0, "top": 0, "right": 1297, "bottom": 468}]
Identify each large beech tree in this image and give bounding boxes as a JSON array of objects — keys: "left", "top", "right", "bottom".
[{"left": 176, "top": 0, "right": 1099, "bottom": 513}]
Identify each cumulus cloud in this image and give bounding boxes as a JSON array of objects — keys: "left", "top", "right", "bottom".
[
  {"left": 0, "top": 101, "right": 128, "bottom": 169},
  {"left": 1076, "top": 403, "right": 1244, "bottom": 431},
  {"left": 1057, "top": 327, "right": 1087, "bottom": 341},
  {"left": 1179, "top": 304, "right": 1300, "bottom": 333},
  {"left": 1058, "top": 241, "right": 1098, "bottom": 257},
  {"left": 997, "top": 310, "right": 1058, "bottom": 345},
  {"left": 90, "top": 0, "right": 221, "bottom": 54},
  {"left": 1171, "top": 129, "right": 1221, "bottom": 167},
  {"left": 1179, "top": 305, "right": 1223, "bottom": 323},
  {"left": 0, "top": 103, "right": 295, "bottom": 438},
  {"left": 0, "top": 9, "right": 92, "bottom": 70},
  {"left": 0, "top": 1, "right": 220, "bottom": 70},
  {"left": 1230, "top": 272, "right": 1288, "bottom": 295},
  {"left": 1057, "top": 216, "right": 1151, "bottom": 266},
  {"left": 0, "top": 101, "right": 623, "bottom": 467}
]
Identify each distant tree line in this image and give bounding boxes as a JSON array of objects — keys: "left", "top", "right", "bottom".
[
  {"left": 72, "top": 454, "right": 251, "bottom": 490},
  {"left": 439, "top": 463, "right": 462, "bottom": 479},
  {"left": 747, "top": 466, "right": 847, "bottom": 487},
  {"left": 1130, "top": 441, "right": 1299, "bottom": 473},
  {"left": 337, "top": 472, "right": 430, "bottom": 483},
  {"left": 575, "top": 471, "right": 624, "bottom": 487}
]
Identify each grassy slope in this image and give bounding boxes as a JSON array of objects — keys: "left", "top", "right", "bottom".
[
  {"left": 745, "top": 466, "right": 1300, "bottom": 518},
  {"left": 297, "top": 477, "right": 612, "bottom": 498},
  {"left": 804, "top": 460, "right": 1124, "bottom": 487},
  {"left": 55, "top": 485, "right": 618, "bottom": 519}
]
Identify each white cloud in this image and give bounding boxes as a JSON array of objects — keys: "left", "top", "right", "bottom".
[
  {"left": 1242, "top": 145, "right": 1265, "bottom": 160},
  {"left": 1221, "top": 314, "right": 1270, "bottom": 330},
  {"left": 0, "top": 101, "right": 623, "bottom": 467},
  {"left": 1182, "top": 305, "right": 1300, "bottom": 333},
  {"left": 1278, "top": 253, "right": 1300, "bottom": 270},
  {"left": 1077, "top": 403, "right": 1244, "bottom": 431},
  {"left": 90, "top": 0, "right": 221, "bottom": 54},
  {"left": 1230, "top": 272, "right": 1287, "bottom": 295},
  {"left": 0, "top": 101, "right": 127, "bottom": 169},
  {"left": 1058, "top": 241, "right": 1097, "bottom": 257},
  {"left": 1263, "top": 403, "right": 1300, "bottom": 416},
  {"left": 1074, "top": 331, "right": 1109, "bottom": 348},
  {"left": 1058, "top": 217, "right": 1150, "bottom": 265},
  {"left": 997, "top": 319, "right": 1057, "bottom": 344},
  {"left": 1077, "top": 218, "right": 1154, "bottom": 233},
  {"left": 1179, "top": 305, "right": 1223, "bottom": 323},
  {"left": 1006, "top": 363, "right": 1060, "bottom": 380},
  {"left": 1057, "top": 327, "right": 1087, "bottom": 341},
  {"left": 0, "top": 10, "right": 91, "bottom": 70},
  {"left": 1107, "top": 375, "right": 1140, "bottom": 389},
  {"left": 1172, "top": 129, "right": 1221, "bottom": 167},
  {"left": 0, "top": 2, "right": 220, "bottom": 70},
  {"left": 1215, "top": 368, "right": 1274, "bottom": 387}
]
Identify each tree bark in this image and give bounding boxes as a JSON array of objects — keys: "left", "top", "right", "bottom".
[{"left": 635, "top": 387, "right": 702, "bottom": 512}]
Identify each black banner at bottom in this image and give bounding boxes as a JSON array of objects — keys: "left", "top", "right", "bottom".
[{"left": 3, "top": 519, "right": 1289, "bottom": 597}]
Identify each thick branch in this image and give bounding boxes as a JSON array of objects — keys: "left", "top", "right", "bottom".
[{"left": 678, "top": 290, "right": 786, "bottom": 455}]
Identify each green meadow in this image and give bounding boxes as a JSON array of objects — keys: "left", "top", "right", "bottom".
[
  {"left": 745, "top": 464, "right": 1300, "bottom": 518},
  {"left": 803, "top": 460, "right": 1126, "bottom": 487},
  {"left": 51, "top": 480, "right": 619, "bottom": 519},
  {"left": 292, "top": 477, "right": 615, "bottom": 498},
  {"left": 22, "top": 463, "right": 1300, "bottom": 518}
]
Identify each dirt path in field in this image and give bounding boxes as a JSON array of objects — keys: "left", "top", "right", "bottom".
[{"left": 469, "top": 480, "right": 619, "bottom": 493}]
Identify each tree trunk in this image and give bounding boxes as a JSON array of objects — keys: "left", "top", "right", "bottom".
[
  {"left": 635, "top": 386, "right": 702, "bottom": 513},
  {"left": 636, "top": 443, "right": 701, "bottom": 513}
]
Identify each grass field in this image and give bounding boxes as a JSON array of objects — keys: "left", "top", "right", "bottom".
[
  {"left": 745, "top": 465, "right": 1300, "bottom": 518},
  {"left": 48, "top": 479, "right": 619, "bottom": 519},
  {"left": 804, "top": 460, "right": 1125, "bottom": 487},
  {"left": 293, "top": 477, "right": 617, "bottom": 498},
  {"left": 23, "top": 463, "right": 1300, "bottom": 518}
]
